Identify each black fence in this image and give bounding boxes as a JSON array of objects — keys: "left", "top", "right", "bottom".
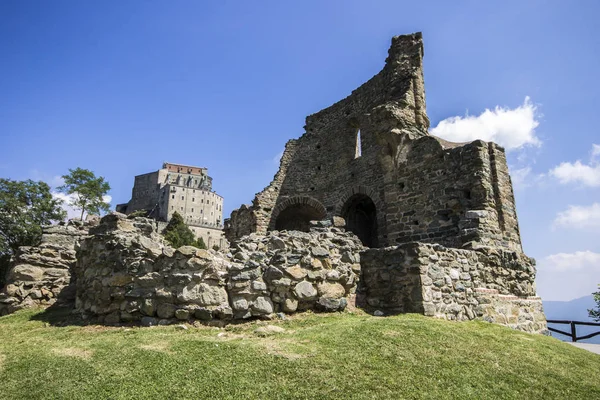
[{"left": 546, "top": 320, "right": 600, "bottom": 342}]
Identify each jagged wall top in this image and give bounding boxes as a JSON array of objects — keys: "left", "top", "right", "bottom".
[{"left": 305, "top": 32, "right": 429, "bottom": 135}]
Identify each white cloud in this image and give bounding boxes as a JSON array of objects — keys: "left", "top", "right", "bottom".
[
  {"left": 52, "top": 192, "right": 113, "bottom": 221},
  {"left": 553, "top": 203, "right": 600, "bottom": 230},
  {"left": 550, "top": 161, "right": 600, "bottom": 187},
  {"left": 429, "top": 96, "right": 541, "bottom": 150},
  {"left": 537, "top": 251, "right": 600, "bottom": 301},
  {"left": 509, "top": 165, "right": 547, "bottom": 191},
  {"left": 550, "top": 144, "right": 600, "bottom": 187},
  {"left": 543, "top": 251, "right": 600, "bottom": 271}
]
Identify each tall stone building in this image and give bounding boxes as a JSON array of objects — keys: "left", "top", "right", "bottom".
[
  {"left": 225, "top": 33, "right": 546, "bottom": 331},
  {"left": 116, "top": 162, "right": 226, "bottom": 249}
]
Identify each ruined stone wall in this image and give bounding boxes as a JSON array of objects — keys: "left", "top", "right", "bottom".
[
  {"left": 359, "top": 243, "right": 546, "bottom": 333},
  {"left": 226, "top": 32, "right": 522, "bottom": 253},
  {"left": 75, "top": 214, "right": 363, "bottom": 325},
  {"left": 0, "top": 221, "right": 90, "bottom": 316}
]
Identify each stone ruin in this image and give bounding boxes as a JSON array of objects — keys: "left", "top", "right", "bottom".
[
  {"left": 74, "top": 213, "right": 363, "bottom": 325},
  {"left": 0, "top": 32, "right": 547, "bottom": 333},
  {"left": 225, "top": 32, "right": 547, "bottom": 333},
  {"left": 0, "top": 220, "right": 90, "bottom": 316}
]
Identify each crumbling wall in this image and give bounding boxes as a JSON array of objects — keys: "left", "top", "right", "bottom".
[
  {"left": 360, "top": 243, "right": 546, "bottom": 333},
  {"left": 75, "top": 213, "right": 363, "bottom": 325},
  {"left": 226, "top": 33, "right": 522, "bottom": 253},
  {"left": 0, "top": 221, "right": 90, "bottom": 316}
]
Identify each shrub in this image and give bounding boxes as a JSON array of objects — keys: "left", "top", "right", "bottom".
[{"left": 162, "top": 212, "right": 206, "bottom": 250}]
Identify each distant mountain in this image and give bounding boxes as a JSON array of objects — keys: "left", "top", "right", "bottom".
[{"left": 543, "top": 295, "right": 600, "bottom": 344}]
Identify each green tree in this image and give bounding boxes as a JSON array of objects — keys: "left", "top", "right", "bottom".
[
  {"left": 588, "top": 285, "right": 600, "bottom": 322},
  {"left": 162, "top": 212, "right": 206, "bottom": 249},
  {"left": 0, "top": 179, "right": 66, "bottom": 285},
  {"left": 196, "top": 236, "right": 207, "bottom": 250},
  {"left": 58, "top": 168, "right": 111, "bottom": 220}
]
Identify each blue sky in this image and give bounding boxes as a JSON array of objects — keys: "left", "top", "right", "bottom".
[{"left": 1, "top": 1, "right": 599, "bottom": 301}]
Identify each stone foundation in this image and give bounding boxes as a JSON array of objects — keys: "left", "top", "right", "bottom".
[
  {"left": 0, "top": 220, "right": 90, "bottom": 316},
  {"left": 359, "top": 243, "right": 547, "bottom": 333}
]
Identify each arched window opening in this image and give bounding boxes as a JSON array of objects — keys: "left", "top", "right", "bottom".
[
  {"left": 355, "top": 129, "right": 362, "bottom": 159},
  {"left": 275, "top": 204, "right": 326, "bottom": 232},
  {"left": 341, "top": 194, "right": 378, "bottom": 247}
]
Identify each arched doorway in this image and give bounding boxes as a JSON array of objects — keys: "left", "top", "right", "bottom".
[
  {"left": 342, "top": 194, "right": 378, "bottom": 247},
  {"left": 274, "top": 204, "right": 326, "bottom": 232}
]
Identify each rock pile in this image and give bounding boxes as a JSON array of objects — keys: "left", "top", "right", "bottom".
[
  {"left": 228, "top": 225, "right": 364, "bottom": 319},
  {"left": 0, "top": 220, "right": 90, "bottom": 316},
  {"left": 74, "top": 213, "right": 364, "bottom": 325}
]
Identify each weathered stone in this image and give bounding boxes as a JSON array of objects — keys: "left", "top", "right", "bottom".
[
  {"left": 156, "top": 303, "right": 177, "bottom": 319},
  {"left": 194, "top": 308, "right": 213, "bottom": 321},
  {"left": 141, "top": 299, "right": 156, "bottom": 316},
  {"left": 252, "top": 296, "right": 274, "bottom": 314},
  {"left": 268, "top": 237, "right": 286, "bottom": 250},
  {"left": 251, "top": 280, "right": 267, "bottom": 291},
  {"left": 311, "top": 247, "right": 329, "bottom": 258},
  {"left": 285, "top": 266, "right": 307, "bottom": 280},
  {"left": 232, "top": 296, "right": 249, "bottom": 311},
  {"left": 317, "top": 282, "right": 345, "bottom": 299},
  {"left": 294, "top": 281, "right": 317, "bottom": 300},
  {"left": 283, "top": 297, "right": 298, "bottom": 312},
  {"left": 175, "top": 308, "right": 190, "bottom": 320},
  {"left": 177, "top": 283, "right": 227, "bottom": 306},
  {"left": 10, "top": 265, "right": 44, "bottom": 282},
  {"left": 317, "top": 297, "right": 346, "bottom": 312}
]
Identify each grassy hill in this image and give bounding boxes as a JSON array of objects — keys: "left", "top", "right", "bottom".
[{"left": 0, "top": 307, "right": 599, "bottom": 399}]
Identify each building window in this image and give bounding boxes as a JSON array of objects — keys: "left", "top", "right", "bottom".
[
  {"left": 192, "top": 198, "right": 195, "bottom": 202},
  {"left": 172, "top": 195, "right": 174, "bottom": 199},
  {"left": 171, "top": 206, "right": 173, "bottom": 210},
  {"left": 201, "top": 209, "right": 203, "bottom": 214},
  {"left": 181, "top": 196, "right": 184, "bottom": 200},
  {"left": 181, "top": 207, "right": 183, "bottom": 211},
  {"left": 192, "top": 208, "right": 194, "bottom": 212},
  {"left": 355, "top": 129, "right": 362, "bottom": 158},
  {"left": 201, "top": 199, "right": 204, "bottom": 203}
]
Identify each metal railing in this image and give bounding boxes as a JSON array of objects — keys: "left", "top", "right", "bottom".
[{"left": 546, "top": 320, "right": 600, "bottom": 342}]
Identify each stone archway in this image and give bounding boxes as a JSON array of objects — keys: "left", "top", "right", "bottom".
[
  {"left": 341, "top": 194, "right": 378, "bottom": 247},
  {"left": 270, "top": 196, "right": 327, "bottom": 232},
  {"left": 334, "top": 186, "right": 384, "bottom": 247}
]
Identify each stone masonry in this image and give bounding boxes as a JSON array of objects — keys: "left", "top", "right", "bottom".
[
  {"left": 226, "top": 33, "right": 522, "bottom": 253},
  {"left": 74, "top": 213, "right": 363, "bottom": 325},
  {"left": 359, "top": 244, "right": 545, "bottom": 333},
  {"left": 0, "top": 220, "right": 91, "bottom": 316},
  {"left": 0, "top": 33, "right": 547, "bottom": 334},
  {"left": 225, "top": 32, "right": 547, "bottom": 333}
]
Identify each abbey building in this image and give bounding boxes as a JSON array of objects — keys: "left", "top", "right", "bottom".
[{"left": 116, "top": 162, "right": 226, "bottom": 249}]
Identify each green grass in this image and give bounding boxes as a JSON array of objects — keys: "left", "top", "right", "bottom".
[{"left": 0, "top": 308, "right": 599, "bottom": 399}]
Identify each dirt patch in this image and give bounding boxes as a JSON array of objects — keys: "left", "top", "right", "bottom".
[
  {"left": 52, "top": 347, "right": 93, "bottom": 360},
  {"left": 139, "top": 341, "right": 173, "bottom": 354},
  {"left": 80, "top": 325, "right": 118, "bottom": 333},
  {"left": 256, "top": 338, "right": 315, "bottom": 360}
]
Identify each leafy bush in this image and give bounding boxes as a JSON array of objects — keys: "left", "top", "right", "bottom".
[
  {"left": 162, "top": 212, "right": 205, "bottom": 250},
  {"left": 196, "top": 236, "right": 207, "bottom": 250}
]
